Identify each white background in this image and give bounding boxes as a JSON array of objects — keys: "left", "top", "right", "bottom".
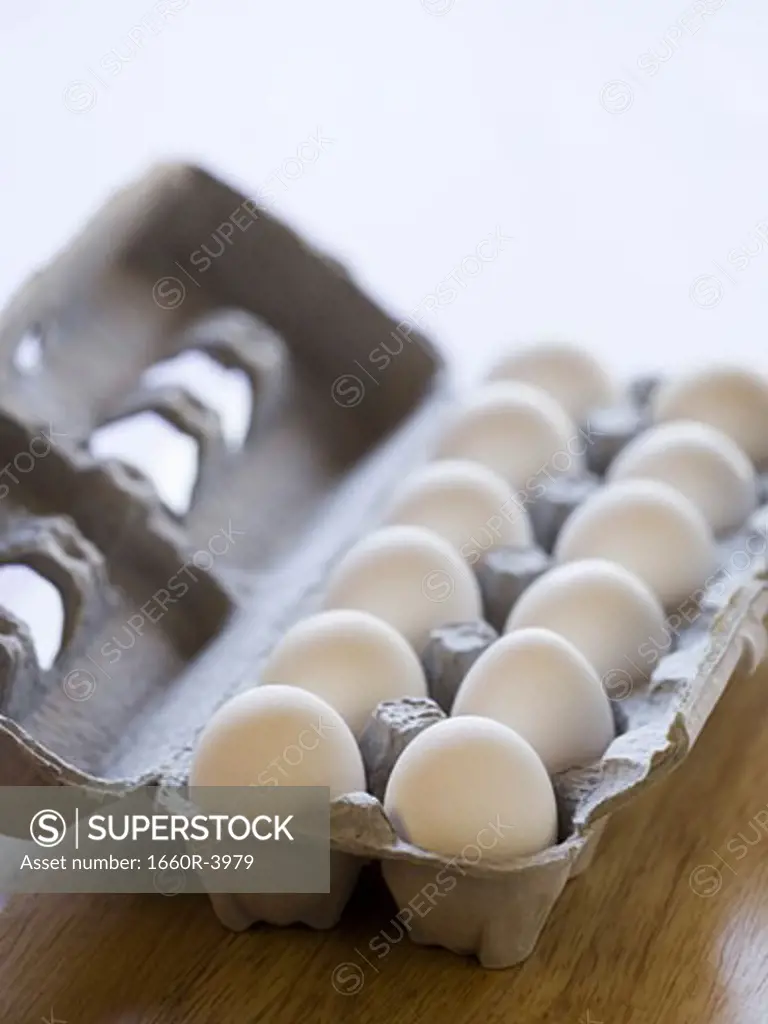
[{"left": 1, "top": 0, "right": 767, "bottom": 384}]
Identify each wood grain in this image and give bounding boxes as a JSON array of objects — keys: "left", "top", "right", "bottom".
[{"left": 3, "top": 658, "right": 768, "bottom": 1024}]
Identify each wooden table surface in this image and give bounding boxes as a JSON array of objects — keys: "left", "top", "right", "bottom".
[{"left": 2, "top": 656, "right": 768, "bottom": 1024}]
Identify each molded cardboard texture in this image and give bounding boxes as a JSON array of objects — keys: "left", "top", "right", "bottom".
[
  {"left": 0, "top": 163, "right": 445, "bottom": 791},
  {"left": 0, "top": 164, "right": 766, "bottom": 968}
]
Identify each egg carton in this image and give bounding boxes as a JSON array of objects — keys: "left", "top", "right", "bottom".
[{"left": 0, "top": 164, "right": 766, "bottom": 969}]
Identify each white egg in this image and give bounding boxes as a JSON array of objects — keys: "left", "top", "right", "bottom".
[
  {"left": 324, "top": 525, "right": 482, "bottom": 652},
  {"left": 505, "top": 559, "right": 667, "bottom": 684},
  {"left": 486, "top": 341, "right": 616, "bottom": 423},
  {"left": 385, "top": 459, "right": 533, "bottom": 563},
  {"left": 383, "top": 716, "right": 557, "bottom": 859},
  {"left": 554, "top": 480, "right": 717, "bottom": 609},
  {"left": 653, "top": 365, "right": 768, "bottom": 466},
  {"left": 260, "top": 610, "right": 428, "bottom": 738},
  {"left": 437, "top": 382, "right": 583, "bottom": 490},
  {"left": 189, "top": 685, "right": 365, "bottom": 797},
  {"left": 452, "top": 628, "right": 615, "bottom": 774},
  {"left": 608, "top": 420, "right": 757, "bottom": 534}
]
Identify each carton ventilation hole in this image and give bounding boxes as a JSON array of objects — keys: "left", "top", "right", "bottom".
[
  {"left": 0, "top": 564, "right": 64, "bottom": 670},
  {"left": 141, "top": 350, "right": 252, "bottom": 450},
  {"left": 89, "top": 411, "right": 199, "bottom": 516},
  {"left": 12, "top": 325, "right": 45, "bottom": 375}
]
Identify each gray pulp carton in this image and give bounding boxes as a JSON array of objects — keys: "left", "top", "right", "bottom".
[
  {"left": 0, "top": 163, "right": 765, "bottom": 968},
  {"left": 215, "top": 569, "right": 768, "bottom": 967}
]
